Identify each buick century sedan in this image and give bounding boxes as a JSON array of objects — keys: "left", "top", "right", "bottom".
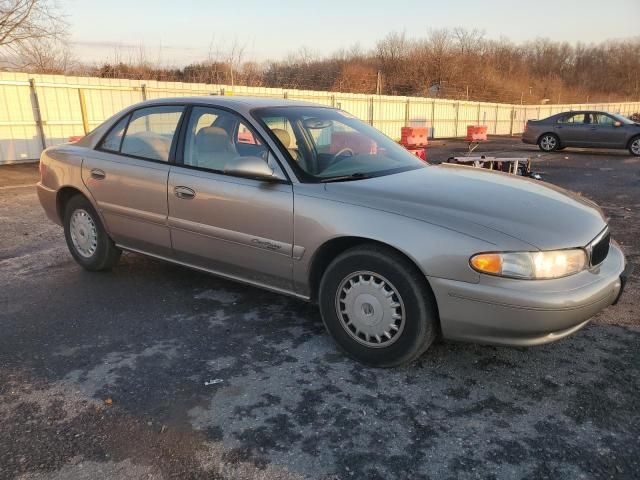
[{"left": 37, "top": 97, "right": 629, "bottom": 367}]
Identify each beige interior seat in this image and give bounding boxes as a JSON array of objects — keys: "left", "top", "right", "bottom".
[
  {"left": 193, "top": 126, "right": 238, "bottom": 170},
  {"left": 271, "top": 128, "right": 300, "bottom": 161}
]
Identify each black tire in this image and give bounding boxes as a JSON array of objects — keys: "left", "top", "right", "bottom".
[
  {"left": 628, "top": 136, "right": 640, "bottom": 156},
  {"left": 63, "top": 194, "right": 121, "bottom": 271},
  {"left": 538, "top": 133, "right": 560, "bottom": 152},
  {"left": 318, "top": 244, "right": 438, "bottom": 367}
]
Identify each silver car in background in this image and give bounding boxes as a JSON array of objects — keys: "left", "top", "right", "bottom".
[
  {"left": 37, "top": 97, "right": 629, "bottom": 367},
  {"left": 523, "top": 110, "right": 640, "bottom": 155}
]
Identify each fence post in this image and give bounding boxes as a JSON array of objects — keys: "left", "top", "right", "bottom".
[
  {"left": 78, "top": 88, "right": 90, "bottom": 135},
  {"left": 141, "top": 84, "right": 147, "bottom": 101},
  {"left": 509, "top": 106, "right": 515, "bottom": 137},
  {"left": 494, "top": 104, "right": 499, "bottom": 134},
  {"left": 404, "top": 98, "right": 410, "bottom": 127},
  {"left": 477, "top": 103, "right": 481, "bottom": 125},
  {"left": 369, "top": 97, "right": 374, "bottom": 126},
  {"left": 431, "top": 100, "right": 436, "bottom": 138},
  {"left": 330, "top": 95, "right": 336, "bottom": 108},
  {"left": 29, "top": 78, "right": 47, "bottom": 151},
  {"left": 454, "top": 102, "right": 460, "bottom": 138},
  {"left": 283, "top": 91, "right": 288, "bottom": 99}
]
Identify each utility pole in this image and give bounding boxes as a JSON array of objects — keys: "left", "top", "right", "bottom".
[{"left": 376, "top": 71, "right": 382, "bottom": 96}]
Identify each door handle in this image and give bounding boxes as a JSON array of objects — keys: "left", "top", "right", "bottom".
[
  {"left": 174, "top": 186, "right": 195, "bottom": 199},
  {"left": 90, "top": 168, "right": 106, "bottom": 180}
]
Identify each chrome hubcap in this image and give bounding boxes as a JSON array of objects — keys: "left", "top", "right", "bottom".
[
  {"left": 541, "top": 135, "right": 556, "bottom": 151},
  {"left": 70, "top": 209, "right": 98, "bottom": 258},
  {"left": 632, "top": 139, "right": 640, "bottom": 155},
  {"left": 335, "top": 271, "right": 405, "bottom": 348}
]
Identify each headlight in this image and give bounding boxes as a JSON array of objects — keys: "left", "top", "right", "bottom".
[{"left": 470, "top": 249, "right": 587, "bottom": 279}]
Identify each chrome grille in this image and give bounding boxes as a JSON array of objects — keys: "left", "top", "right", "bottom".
[{"left": 589, "top": 230, "right": 610, "bottom": 267}]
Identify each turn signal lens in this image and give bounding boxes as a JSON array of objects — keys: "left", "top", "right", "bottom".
[
  {"left": 470, "top": 249, "right": 587, "bottom": 279},
  {"left": 470, "top": 254, "right": 502, "bottom": 274}
]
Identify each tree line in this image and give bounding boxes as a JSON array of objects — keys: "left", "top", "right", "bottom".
[{"left": 1, "top": 1, "right": 639, "bottom": 105}]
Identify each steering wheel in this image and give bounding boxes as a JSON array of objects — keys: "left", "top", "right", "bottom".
[{"left": 326, "top": 147, "right": 354, "bottom": 168}]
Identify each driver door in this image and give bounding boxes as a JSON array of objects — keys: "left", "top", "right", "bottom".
[{"left": 168, "top": 106, "right": 294, "bottom": 291}]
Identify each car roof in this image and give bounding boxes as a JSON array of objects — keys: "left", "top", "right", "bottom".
[
  {"left": 138, "top": 95, "right": 326, "bottom": 110},
  {"left": 555, "top": 110, "right": 612, "bottom": 115}
]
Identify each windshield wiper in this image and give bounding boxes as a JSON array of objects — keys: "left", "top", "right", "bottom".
[{"left": 320, "top": 172, "right": 370, "bottom": 183}]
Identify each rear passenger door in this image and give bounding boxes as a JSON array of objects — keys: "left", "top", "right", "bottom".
[
  {"left": 82, "top": 105, "right": 184, "bottom": 257},
  {"left": 167, "top": 106, "right": 294, "bottom": 291},
  {"left": 554, "top": 113, "right": 590, "bottom": 146}
]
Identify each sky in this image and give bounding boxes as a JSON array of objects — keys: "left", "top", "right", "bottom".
[{"left": 60, "top": 0, "right": 640, "bottom": 66}]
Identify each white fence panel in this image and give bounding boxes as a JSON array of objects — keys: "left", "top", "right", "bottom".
[{"left": 0, "top": 72, "right": 638, "bottom": 164}]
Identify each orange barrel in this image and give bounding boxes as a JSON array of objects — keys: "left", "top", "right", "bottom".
[
  {"left": 466, "top": 125, "right": 488, "bottom": 142},
  {"left": 401, "top": 127, "right": 428, "bottom": 147}
]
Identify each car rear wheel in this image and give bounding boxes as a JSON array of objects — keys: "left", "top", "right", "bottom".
[
  {"left": 63, "top": 195, "right": 121, "bottom": 271},
  {"left": 629, "top": 136, "right": 640, "bottom": 156},
  {"left": 318, "top": 244, "right": 438, "bottom": 367},
  {"left": 538, "top": 133, "right": 560, "bottom": 152}
]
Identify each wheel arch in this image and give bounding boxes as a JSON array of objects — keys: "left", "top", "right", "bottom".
[
  {"left": 307, "top": 236, "right": 438, "bottom": 314},
  {"left": 537, "top": 131, "right": 561, "bottom": 146},
  {"left": 626, "top": 134, "right": 640, "bottom": 149},
  {"left": 56, "top": 186, "right": 89, "bottom": 222}
]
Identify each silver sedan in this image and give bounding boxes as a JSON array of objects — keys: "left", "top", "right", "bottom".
[{"left": 37, "top": 97, "right": 629, "bottom": 367}]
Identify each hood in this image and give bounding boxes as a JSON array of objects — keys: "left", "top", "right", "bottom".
[{"left": 323, "top": 165, "right": 607, "bottom": 250}]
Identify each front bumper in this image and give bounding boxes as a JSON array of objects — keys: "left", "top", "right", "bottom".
[{"left": 429, "top": 243, "right": 626, "bottom": 347}]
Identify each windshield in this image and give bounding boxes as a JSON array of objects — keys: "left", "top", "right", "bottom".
[{"left": 253, "top": 106, "right": 426, "bottom": 181}]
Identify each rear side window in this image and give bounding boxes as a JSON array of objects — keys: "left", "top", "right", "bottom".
[
  {"left": 121, "top": 106, "right": 184, "bottom": 162},
  {"left": 99, "top": 106, "right": 184, "bottom": 162},
  {"left": 558, "top": 113, "right": 585, "bottom": 124},
  {"left": 101, "top": 115, "right": 129, "bottom": 152}
]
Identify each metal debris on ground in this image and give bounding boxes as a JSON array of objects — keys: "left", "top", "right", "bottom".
[
  {"left": 445, "top": 156, "right": 543, "bottom": 180},
  {"left": 204, "top": 379, "right": 224, "bottom": 386}
]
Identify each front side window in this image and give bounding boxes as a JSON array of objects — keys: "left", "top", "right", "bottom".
[
  {"left": 592, "top": 113, "right": 615, "bottom": 125},
  {"left": 254, "top": 107, "right": 426, "bottom": 181},
  {"left": 183, "top": 106, "right": 270, "bottom": 172},
  {"left": 119, "top": 106, "right": 184, "bottom": 162},
  {"left": 262, "top": 116, "right": 302, "bottom": 165}
]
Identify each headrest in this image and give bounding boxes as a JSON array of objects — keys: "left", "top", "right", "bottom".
[
  {"left": 196, "top": 127, "right": 232, "bottom": 152},
  {"left": 272, "top": 128, "right": 291, "bottom": 148}
]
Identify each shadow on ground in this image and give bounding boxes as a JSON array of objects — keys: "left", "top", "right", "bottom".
[{"left": 1, "top": 253, "right": 638, "bottom": 479}]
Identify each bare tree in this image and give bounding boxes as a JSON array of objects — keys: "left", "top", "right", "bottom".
[
  {"left": 0, "top": 0, "right": 66, "bottom": 48},
  {"left": 452, "top": 27, "right": 485, "bottom": 54},
  {"left": 10, "top": 35, "right": 75, "bottom": 72},
  {"left": 74, "top": 27, "right": 640, "bottom": 105}
]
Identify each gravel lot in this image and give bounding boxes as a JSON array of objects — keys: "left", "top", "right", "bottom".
[{"left": 0, "top": 138, "right": 638, "bottom": 480}]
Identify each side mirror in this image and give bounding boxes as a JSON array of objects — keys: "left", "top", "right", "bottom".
[
  {"left": 613, "top": 121, "right": 622, "bottom": 127},
  {"left": 224, "top": 156, "right": 275, "bottom": 180}
]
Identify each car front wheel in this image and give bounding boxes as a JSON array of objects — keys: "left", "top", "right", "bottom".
[
  {"left": 319, "top": 244, "right": 438, "bottom": 367},
  {"left": 63, "top": 194, "right": 121, "bottom": 271},
  {"left": 538, "top": 133, "right": 560, "bottom": 152},
  {"left": 629, "top": 136, "right": 640, "bottom": 156}
]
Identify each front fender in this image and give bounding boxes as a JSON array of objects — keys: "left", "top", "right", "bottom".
[{"left": 292, "top": 190, "right": 534, "bottom": 296}]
